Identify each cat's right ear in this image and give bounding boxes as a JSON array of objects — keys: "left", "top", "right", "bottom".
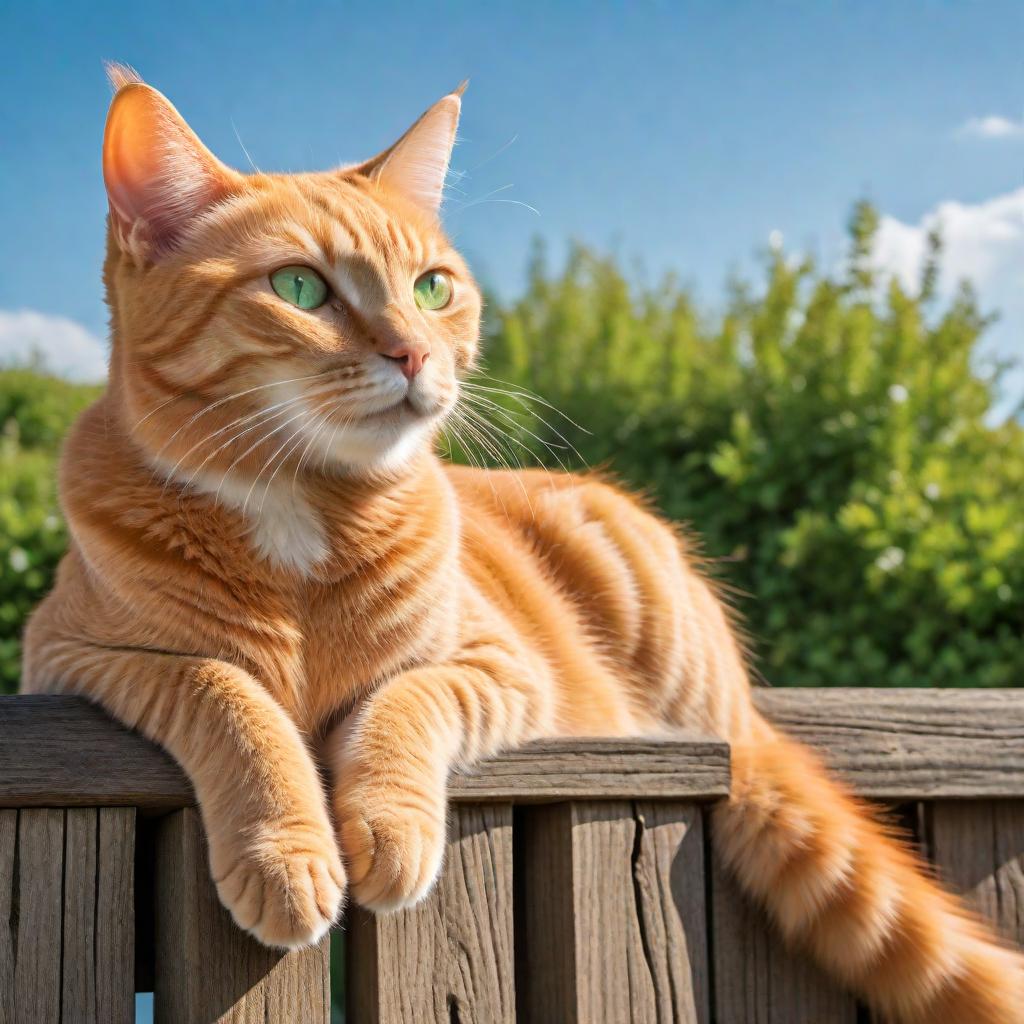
[{"left": 102, "top": 65, "right": 241, "bottom": 258}]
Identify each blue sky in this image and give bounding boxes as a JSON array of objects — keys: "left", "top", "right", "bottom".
[{"left": 1, "top": 1, "right": 1022, "bottom": 405}]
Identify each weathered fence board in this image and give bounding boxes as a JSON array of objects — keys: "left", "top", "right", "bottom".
[
  {"left": 9, "top": 809, "right": 63, "bottom": 1024},
  {"left": 62, "top": 809, "right": 100, "bottom": 1020},
  {"left": 7, "top": 692, "right": 1024, "bottom": 809},
  {"left": 0, "top": 696, "right": 191, "bottom": 808},
  {"left": 927, "top": 799, "right": 1024, "bottom": 946},
  {"left": 0, "top": 699, "right": 729, "bottom": 807},
  {"left": 347, "top": 802, "right": 515, "bottom": 1023},
  {"left": 0, "top": 811, "right": 15, "bottom": 1024},
  {"left": 62, "top": 808, "right": 135, "bottom": 1023},
  {"left": 516, "top": 799, "right": 710, "bottom": 1023},
  {"left": 632, "top": 801, "right": 711, "bottom": 1022},
  {"left": 0, "top": 807, "right": 134, "bottom": 1024},
  {"left": 2, "top": 693, "right": 1024, "bottom": 1022},
  {"left": 451, "top": 738, "right": 730, "bottom": 802},
  {"left": 154, "top": 807, "right": 330, "bottom": 1024},
  {"left": 755, "top": 688, "right": 1024, "bottom": 799}
]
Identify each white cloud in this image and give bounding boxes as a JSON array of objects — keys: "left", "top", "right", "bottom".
[
  {"left": 0, "top": 310, "right": 107, "bottom": 382},
  {"left": 957, "top": 115, "right": 1024, "bottom": 140},
  {"left": 872, "top": 188, "right": 1024, "bottom": 415}
]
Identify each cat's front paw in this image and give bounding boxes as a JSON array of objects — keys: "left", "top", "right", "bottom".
[
  {"left": 334, "top": 766, "right": 448, "bottom": 911},
  {"left": 210, "top": 822, "right": 346, "bottom": 949}
]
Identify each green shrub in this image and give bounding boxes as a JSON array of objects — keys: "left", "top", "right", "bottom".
[
  {"left": 468, "top": 204, "right": 1023, "bottom": 687},
  {"left": 0, "top": 364, "right": 101, "bottom": 450},
  {"left": 0, "top": 368, "right": 101, "bottom": 691},
  {"left": 0, "top": 442, "right": 67, "bottom": 692}
]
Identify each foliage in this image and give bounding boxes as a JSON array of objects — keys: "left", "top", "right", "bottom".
[
  {"left": 0, "top": 365, "right": 101, "bottom": 450},
  {"left": 466, "top": 205, "right": 1024, "bottom": 687},
  {"left": 2, "top": 203, "right": 1021, "bottom": 692},
  {"left": 0, "top": 370, "right": 101, "bottom": 691}
]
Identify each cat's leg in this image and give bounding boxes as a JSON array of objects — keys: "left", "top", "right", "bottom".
[
  {"left": 23, "top": 631, "right": 344, "bottom": 948},
  {"left": 326, "top": 642, "right": 554, "bottom": 910}
]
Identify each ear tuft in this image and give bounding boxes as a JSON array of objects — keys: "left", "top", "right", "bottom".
[
  {"left": 356, "top": 87, "right": 465, "bottom": 216},
  {"left": 105, "top": 61, "right": 143, "bottom": 92}
]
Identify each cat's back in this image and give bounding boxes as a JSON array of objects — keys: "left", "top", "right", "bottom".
[
  {"left": 445, "top": 461, "right": 680, "bottom": 562},
  {"left": 445, "top": 462, "right": 692, "bottom": 661}
]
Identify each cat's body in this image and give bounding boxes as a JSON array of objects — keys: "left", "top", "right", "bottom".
[
  {"left": 35, "top": 399, "right": 692, "bottom": 739},
  {"left": 21, "top": 68, "right": 1024, "bottom": 1022}
]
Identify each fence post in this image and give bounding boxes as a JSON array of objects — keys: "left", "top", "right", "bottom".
[
  {"left": 516, "top": 799, "right": 711, "bottom": 1024},
  {"left": 153, "top": 807, "right": 330, "bottom": 1024},
  {"left": 0, "top": 806, "right": 135, "bottom": 1024},
  {"left": 926, "top": 800, "right": 1024, "bottom": 945},
  {"left": 346, "top": 802, "right": 515, "bottom": 1023}
]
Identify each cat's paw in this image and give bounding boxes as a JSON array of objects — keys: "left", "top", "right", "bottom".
[
  {"left": 335, "top": 774, "right": 448, "bottom": 911},
  {"left": 211, "top": 824, "right": 346, "bottom": 949}
]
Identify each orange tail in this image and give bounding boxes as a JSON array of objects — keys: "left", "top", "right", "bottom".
[{"left": 713, "top": 713, "right": 1024, "bottom": 1023}]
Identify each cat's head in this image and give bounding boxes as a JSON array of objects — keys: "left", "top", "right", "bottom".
[{"left": 101, "top": 65, "right": 481, "bottom": 485}]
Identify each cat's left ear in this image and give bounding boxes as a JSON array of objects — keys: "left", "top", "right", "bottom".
[{"left": 355, "top": 83, "right": 465, "bottom": 216}]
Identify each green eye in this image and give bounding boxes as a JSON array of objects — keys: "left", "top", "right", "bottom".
[
  {"left": 413, "top": 270, "right": 453, "bottom": 311},
  {"left": 270, "top": 265, "right": 329, "bottom": 310}
]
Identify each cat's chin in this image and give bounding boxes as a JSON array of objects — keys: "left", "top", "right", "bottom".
[{"left": 312, "top": 408, "right": 437, "bottom": 476}]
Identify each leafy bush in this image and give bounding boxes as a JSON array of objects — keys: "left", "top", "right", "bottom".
[
  {"left": 0, "top": 370, "right": 100, "bottom": 691},
  {"left": 469, "top": 204, "right": 1023, "bottom": 687},
  {"left": 2, "top": 203, "right": 1020, "bottom": 692}
]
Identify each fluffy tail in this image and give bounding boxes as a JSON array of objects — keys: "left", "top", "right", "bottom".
[{"left": 713, "top": 712, "right": 1024, "bottom": 1023}]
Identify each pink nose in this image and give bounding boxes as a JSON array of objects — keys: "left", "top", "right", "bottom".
[{"left": 382, "top": 344, "right": 430, "bottom": 380}]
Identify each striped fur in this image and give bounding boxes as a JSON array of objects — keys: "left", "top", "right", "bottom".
[{"left": 21, "top": 74, "right": 1024, "bottom": 1018}]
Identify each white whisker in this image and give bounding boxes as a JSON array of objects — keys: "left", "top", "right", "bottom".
[
  {"left": 462, "top": 392, "right": 581, "bottom": 473},
  {"left": 242, "top": 405, "right": 324, "bottom": 515},
  {"left": 146, "top": 370, "right": 331, "bottom": 469},
  {"left": 292, "top": 406, "right": 338, "bottom": 494},
  {"left": 465, "top": 376, "right": 591, "bottom": 433},
  {"left": 168, "top": 382, "right": 341, "bottom": 498}
]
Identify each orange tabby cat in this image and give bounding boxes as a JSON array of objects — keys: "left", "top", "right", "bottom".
[{"left": 22, "top": 67, "right": 1023, "bottom": 1022}]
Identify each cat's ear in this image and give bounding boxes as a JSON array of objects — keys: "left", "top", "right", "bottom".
[
  {"left": 355, "top": 83, "right": 465, "bottom": 216},
  {"left": 102, "top": 64, "right": 241, "bottom": 256}
]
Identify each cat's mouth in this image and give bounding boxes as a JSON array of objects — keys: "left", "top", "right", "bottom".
[
  {"left": 370, "top": 397, "right": 417, "bottom": 419},
  {"left": 369, "top": 391, "right": 448, "bottom": 423}
]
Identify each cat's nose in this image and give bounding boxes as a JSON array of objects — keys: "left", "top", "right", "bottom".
[
  {"left": 371, "top": 312, "right": 431, "bottom": 380},
  {"left": 380, "top": 341, "right": 430, "bottom": 380}
]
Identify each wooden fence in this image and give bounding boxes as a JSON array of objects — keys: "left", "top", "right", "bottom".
[{"left": 0, "top": 688, "right": 1022, "bottom": 1023}]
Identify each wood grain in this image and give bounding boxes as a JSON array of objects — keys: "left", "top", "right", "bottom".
[
  {"left": 0, "top": 698, "right": 730, "bottom": 806},
  {"left": 0, "top": 811, "right": 14, "bottom": 1024},
  {"left": 516, "top": 800, "right": 710, "bottom": 1023},
  {"left": 5, "top": 809, "right": 63, "bottom": 1024},
  {"left": 710, "top": 855, "right": 859, "bottom": 1024},
  {"left": 633, "top": 801, "right": 711, "bottom": 1022},
  {"left": 61, "top": 808, "right": 135, "bottom": 1023},
  {"left": 61, "top": 810, "right": 98, "bottom": 1021},
  {"left": 755, "top": 688, "right": 1024, "bottom": 798},
  {"left": 0, "top": 696, "right": 191, "bottom": 808},
  {"left": 96, "top": 809, "right": 136, "bottom": 1021},
  {"left": 7, "top": 691, "right": 1024, "bottom": 806},
  {"left": 926, "top": 800, "right": 1024, "bottom": 946},
  {"left": 452, "top": 738, "right": 729, "bottom": 802},
  {"left": 347, "top": 803, "right": 515, "bottom": 1023},
  {"left": 0, "top": 807, "right": 134, "bottom": 1024},
  {"left": 153, "top": 807, "right": 330, "bottom": 1024}
]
